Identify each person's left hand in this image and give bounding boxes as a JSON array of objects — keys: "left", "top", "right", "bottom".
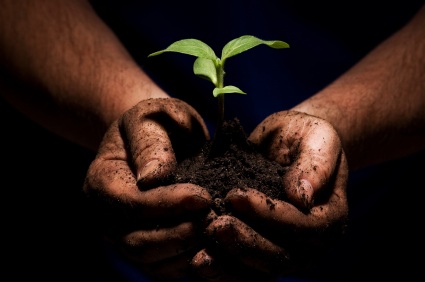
[
  {"left": 191, "top": 110, "right": 349, "bottom": 281},
  {"left": 83, "top": 98, "right": 215, "bottom": 280}
]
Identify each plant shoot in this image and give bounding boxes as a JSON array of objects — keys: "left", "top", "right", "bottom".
[{"left": 148, "top": 35, "right": 289, "bottom": 126}]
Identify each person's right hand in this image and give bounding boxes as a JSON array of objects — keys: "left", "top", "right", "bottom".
[
  {"left": 83, "top": 98, "right": 214, "bottom": 280},
  {"left": 191, "top": 110, "right": 349, "bottom": 281}
]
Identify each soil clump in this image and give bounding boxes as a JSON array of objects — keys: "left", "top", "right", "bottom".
[{"left": 172, "top": 118, "right": 287, "bottom": 214}]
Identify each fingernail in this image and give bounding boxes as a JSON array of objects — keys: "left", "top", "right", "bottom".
[
  {"left": 137, "top": 159, "right": 160, "bottom": 182},
  {"left": 298, "top": 179, "right": 313, "bottom": 208}
]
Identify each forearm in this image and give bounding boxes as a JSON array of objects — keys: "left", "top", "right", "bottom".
[
  {"left": 292, "top": 5, "right": 425, "bottom": 170},
  {"left": 0, "top": 0, "right": 168, "bottom": 150}
]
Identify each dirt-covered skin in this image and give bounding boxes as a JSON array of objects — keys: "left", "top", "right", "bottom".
[
  {"left": 250, "top": 110, "right": 347, "bottom": 211},
  {"left": 172, "top": 112, "right": 349, "bottom": 280},
  {"left": 83, "top": 98, "right": 214, "bottom": 280},
  {"left": 84, "top": 99, "right": 349, "bottom": 281}
]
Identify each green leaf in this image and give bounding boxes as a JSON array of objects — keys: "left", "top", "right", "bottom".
[
  {"left": 213, "top": 85, "right": 247, "bottom": 97},
  {"left": 193, "top": 57, "right": 218, "bottom": 86},
  {"left": 148, "top": 39, "right": 217, "bottom": 60},
  {"left": 221, "top": 35, "right": 290, "bottom": 62}
]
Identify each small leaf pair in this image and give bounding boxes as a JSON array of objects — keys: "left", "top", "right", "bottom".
[
  {"left": 149, "top": 35, "right": 289, "bottom": 95},
  {"left": 148, "top": 35, "right": 289, "bottom": 125}
]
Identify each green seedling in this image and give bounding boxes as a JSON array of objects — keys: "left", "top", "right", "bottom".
[{"left": 148, "top": 35, "right": 289, "bottom": 128}]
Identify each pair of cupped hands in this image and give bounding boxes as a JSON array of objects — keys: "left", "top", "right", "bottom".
[{"left": 83, "top": 98, "right": 349, "bottom": 282}]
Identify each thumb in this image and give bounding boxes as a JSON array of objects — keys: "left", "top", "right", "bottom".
[
  {"left": 119, "top": 98, "right": 209, "bottom": 190},
  {"left": 283, "top": 122, "right": 342, "bottom": 210},
  {"left": 132, "top": 119, "right": 177, "bottom": 189}
]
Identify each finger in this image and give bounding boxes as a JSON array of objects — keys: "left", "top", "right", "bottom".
[
  {"left": 118, "top": 212, "right": 217, "bottom": 281},
  {"left": 85, "top": 167, "right": 211, "bottom": 230},
  {"left": 119, "top": 210, "right": 217, "bottom": 264},
  {"left": 84, "top": 124, "right": 213, "bottom": 237},
  {"left": 225, "top": 187, "right": 348, "bottom": 244},
  {"left": 86, "top": 117, "right": 212, "bottom": 215},
  {"left": 225, "top": 187, "right": 348, "bottom": 271},
  {"left": 284, "top": 117, "right": 343, "bottom": 209},
  {"left": 204, "top": 215, "right": 291, "bottom": 275},
  {"left": 192, "top": 249, "right": 221, "bottom": 280},
  {"left": 119, "top": 221, "right": 204, "bottom": 263},
  {"left": 125, "top": 248, "right": 199, "bottom": 281},
  {"left": 87, "top": 176, "right": 212, "bottom": 223},
  {"left": 120, "top": 98, "right": 208, "bottom": 188},
  {"left": 249, "top": 111, "right": 343, "bottom": 209},
  {"left": 192, "top": 248, "right": 276, "bottom": 282}
]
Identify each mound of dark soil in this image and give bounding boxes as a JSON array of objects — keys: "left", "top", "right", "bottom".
[{"left": 172, "top": 118, "right": 287, "bottom": 214}]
